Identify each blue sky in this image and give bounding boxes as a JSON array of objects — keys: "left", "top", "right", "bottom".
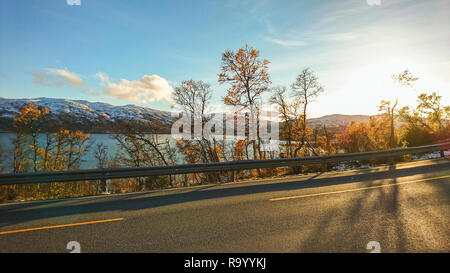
[{"left": 0, "top": 0, "right": 449, "bottom": 117}]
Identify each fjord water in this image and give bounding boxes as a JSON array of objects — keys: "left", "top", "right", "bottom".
[{"left": 0, "top": 133, "right": 284, "bottom": 173}]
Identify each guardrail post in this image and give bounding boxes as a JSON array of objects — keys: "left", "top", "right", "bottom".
[{"left": 100, "top": 179, "right": 107, "bottom": 194}]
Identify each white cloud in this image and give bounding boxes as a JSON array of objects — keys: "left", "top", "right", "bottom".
[
  {"left": 98, "top": 73, "right": 173, "bottom": 103},
  {"left": 265, "top": 37, "right": 307, "bottom": 47},
  {"left": 95, "top": 72, "right": 110, "bottom": 86},
  {"left": 30, "top": 68, "right": 173, "bottom": 103},
  {"left": 366, "top": 0, "right": 382, "bottom": 6},
  {"left": 31, "top": 68, "right": 84, "bottom": 88},
  {"left": 265, "top": 31, "right": 356, "bottom": 49},
  {"left": 320, "top": 32, "right": 357, "bottom": 41}
]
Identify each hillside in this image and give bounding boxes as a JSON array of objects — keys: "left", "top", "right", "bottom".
[
  {"left": 0, "top": 97, "right": 372, "bottom": 133},
  {"left": 307, "top": 114, "right": 371, "bottom": 127},
  {"left": 0, "top": 97, "right": 173, "bottom": 133}
]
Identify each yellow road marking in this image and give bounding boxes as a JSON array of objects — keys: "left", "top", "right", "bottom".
[
  {"left": 0, "top": 217, "right": 124, "bottom": 235},
  {"left": 269, "top": 174, "right": 450, "bottom": 202}
]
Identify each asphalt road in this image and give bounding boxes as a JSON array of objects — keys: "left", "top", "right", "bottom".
[{"left": 0, "top": 158, "right": 449, "bottom": 253}]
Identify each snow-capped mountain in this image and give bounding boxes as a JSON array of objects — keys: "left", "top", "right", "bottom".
[
  {"left": 0, "top": 97, "right": 373, "bottom": 133},
  {"left": 0, "top": 97, "right": 173, "bottom": 133}
]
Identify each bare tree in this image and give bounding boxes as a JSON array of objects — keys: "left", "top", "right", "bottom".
[
  {"left": 93, "top": 143, "right": 109, "bottom": 193},
  {"left": 172, "top": 79, "right": 212, "bottom": 123},
  {"left": 0, "top": 145, "right": 6, "bottom": 172},
  {"left": 172, "top": 80, "right": 226, "bottom": 183},
  {"left": 112, "top": 120, "right": 175, "bottom": 190},
  {"left": 290, "top": 68, "right": 324, "bottom": 157},
  {"left": 378, "top": 99, "right": 398, "bottom": 148},
  {"left": 269, "top": 86, "right": 301, "bottom": 158},
  {"left": 94, "top": 143, "right": 109, "bottom": 169}
]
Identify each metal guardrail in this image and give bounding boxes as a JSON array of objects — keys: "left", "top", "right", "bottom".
[{"left": 0, "top": 142, "right": 449, "bottom": 185}]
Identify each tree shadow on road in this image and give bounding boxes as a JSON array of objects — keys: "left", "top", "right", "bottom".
[{"left": 294, "top": 163, "right": 449, "bottom": 252}]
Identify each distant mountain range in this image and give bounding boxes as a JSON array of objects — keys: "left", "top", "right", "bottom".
[
  {"left": 307, "top": 114, "right": 371, "bottom": 127},
  {"left": 0, "top": 97, "right": 173, "bottom": 133},
  {"left": 0, "top": 97, "right": 372, "bottom": 133}
]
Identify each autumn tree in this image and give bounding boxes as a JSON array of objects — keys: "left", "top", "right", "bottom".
[
  {"left": 219, "top": 45, "right": 270, "bottom": 109},
  {"left": 342, "top": 121, "right": 373, "bottom": 153},
  {"left": 341, "top": 116, "right": 391, "bottom": 153},
  {"left": 46, "top": 129, "right": 91, "bottom": 171},
  {"left": 392, "top": 70, "right": 449, "bottom": 145},
  {"left": 12, "top": 132, "right": 30, "bottom": 173},
  {"left": 367, "top": 116, "right": 391, "bottom": 150},
  {"left": 392, "top": 69, "right": 418, "bottom": 87},
  {"left": 218, "top": 45, "right": 271, "bottom": 162},
  {"left": 313, "top": 125, "right": 338, "bottom": 156},
  {"left": 416, "top": 92, "right": 449, "bottom": 132},
  {"left": 11, "top": 103, "right": 92, "bottom": 173},
  {"left": 398, "top": 92, "right": 450, "bottom": 145},
  {"left": 377, "top": 69, "right": 419, "bottom": 148},
  {"left": 398, "top": 125, "right": 431, "bottom": 147},
  {"left": 176, "top": 139, "right": 202, "bottom": 184},
  {"left": 6, "top": 102, "right": 93, "bottom": 201},
  {"left": 12, "top": 103, "right": 49, "bottom": 172}
]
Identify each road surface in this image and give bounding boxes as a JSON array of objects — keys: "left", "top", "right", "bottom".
[{"left": 1, "top": 158, "right": 449, "bottom": 253}]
